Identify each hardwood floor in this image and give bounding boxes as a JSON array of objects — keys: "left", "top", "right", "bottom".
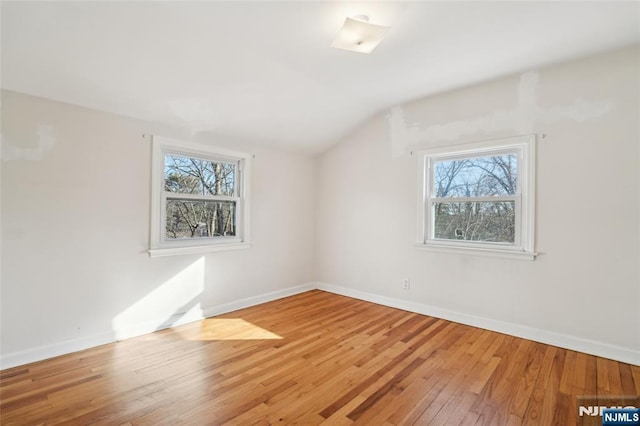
[{"left": 1, "top": 290, "right": 638, "bottom": 425}]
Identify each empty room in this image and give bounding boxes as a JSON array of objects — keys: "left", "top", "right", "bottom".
[{"left": 1, "top": 1, "right": 639, "bottom": 425}]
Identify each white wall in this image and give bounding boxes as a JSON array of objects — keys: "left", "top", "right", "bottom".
[
  {"left": 2, "top": 46, "right": 638, "bottom": 369},
  {"left": 316, "top": 46, "right": 640, "bottom": 364},
  {"left": 0, "top": 90, "right": 316, "bottom": 368}
]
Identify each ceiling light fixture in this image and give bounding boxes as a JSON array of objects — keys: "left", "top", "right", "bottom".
[{"left": 330, "top": 15, "right": 390, "bottom": 54}]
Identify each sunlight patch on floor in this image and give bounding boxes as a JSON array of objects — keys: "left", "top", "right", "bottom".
[{"left": 175, "top": 318, "right": 282, "bottom": 341}]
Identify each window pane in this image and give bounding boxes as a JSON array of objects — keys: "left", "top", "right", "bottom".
[
  {"left": 433, "top": 154, "right": 517, "bottom": 197},
  {"left": 165, "top": 200, "right": 236, "bottom": 239},
  {"left": 164, "top": 154, "right": 236, "bottom": 196},
  {"left": 433, "top": 201, "right": 515, "bottom": 243}
]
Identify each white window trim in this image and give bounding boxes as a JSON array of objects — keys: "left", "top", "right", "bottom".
[
  {"left": 149, "top": 136, "right": 251, "bottom": 257},
  {"left": 416, "top": 134, "right": 537, "bottom": 260}
]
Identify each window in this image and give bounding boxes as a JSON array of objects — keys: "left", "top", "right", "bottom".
[
  {"left": 149, "top": 136, "right": 251, "bottom": 257},
  {"left": 418, "top": 135, "right": 536, "bottom": 260}
]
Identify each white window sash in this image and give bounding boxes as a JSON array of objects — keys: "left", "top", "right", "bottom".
[
  {"left": 164, "top": 192, "right": 240, "bottom": 202},
  {"left": 429, "top": 195, "right": 518, "bottom": 203}
]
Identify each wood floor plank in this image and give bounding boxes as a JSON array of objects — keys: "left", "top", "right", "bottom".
[
  {"left": 508, "top": 341, "right": 546, "bottom": 419},
  {"left": 521, "top": 346, "right": 557, "bottom": 426},
  {"left": 1, "top": 290, "right": 638, "bottom": 425}
]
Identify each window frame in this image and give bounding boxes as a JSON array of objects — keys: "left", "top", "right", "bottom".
[
  {"left": 416, "top": 135, "right": 536, "bottom": 260},
  {"left": 149, "top": 136, "right": 251, "bottom": 257}
]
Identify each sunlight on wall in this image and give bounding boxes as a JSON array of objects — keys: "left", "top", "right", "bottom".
[
  {"left": 112, "top": 257, "right": 205, "bottom": 340},
  {"left": 175, "top": 318, "right": 282, "bottom": 341}
]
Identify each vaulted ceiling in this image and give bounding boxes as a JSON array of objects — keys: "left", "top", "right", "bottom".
[{"left": 2, "top": 1, "right": 638, "bottom": 154}]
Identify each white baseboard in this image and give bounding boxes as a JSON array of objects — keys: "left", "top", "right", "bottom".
[
  {"left": 316, "top": 282, "right": 640, "bottom": 366},
  {"left": 0, "top": 282, "right": 316, "bottom": 370},
  {"left": 3, "top": 281, "right": 637, "bottom": 370},
  {"left": 112, "top": 308, "right": 208, "bottom": 341},
  {"left": 202, "top": 282, "right": 316, "bottom": 317},
  {"left": 0, "top": 332, "right": 116, "bottom": 371}
]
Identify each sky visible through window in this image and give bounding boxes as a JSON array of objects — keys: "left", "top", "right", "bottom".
[
  {"left": 163, "top": 154, "right": 237, "bottom": 239},
  {"left": 432, "top": 153, "right": 518, "bottom": 243},
  {"left": 434, "top": 154, "right": 517, "bottom": 198},
  {"left": 164, "top": 154, "right": 236, "bottom": 196}
]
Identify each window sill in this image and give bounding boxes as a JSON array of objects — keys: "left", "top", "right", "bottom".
[
  {"left": 415, "top": 243, "right": 537, "bottom": 261},
  {"left": 148, "top": 242, "right": 251, "bottom": 257}
]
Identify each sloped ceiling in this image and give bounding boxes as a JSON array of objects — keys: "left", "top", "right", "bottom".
[{"left": 2, "top": 1, "right": 638, "bottom": 154}]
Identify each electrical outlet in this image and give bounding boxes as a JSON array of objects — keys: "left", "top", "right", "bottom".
[{"left": 402, "top": 278, "right": 410, "bottom": 290}]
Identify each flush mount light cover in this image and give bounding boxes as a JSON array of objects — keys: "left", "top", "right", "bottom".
[{"left": 331, "top": 16, "right": 390, "bottom": 54}]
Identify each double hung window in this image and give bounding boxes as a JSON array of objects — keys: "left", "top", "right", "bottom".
[
  {"left": 419, "top": 135, "right": 535, "bottom": 259},
  {"left": 149, "top": 137, "right": 251, "bottom": 256}
]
